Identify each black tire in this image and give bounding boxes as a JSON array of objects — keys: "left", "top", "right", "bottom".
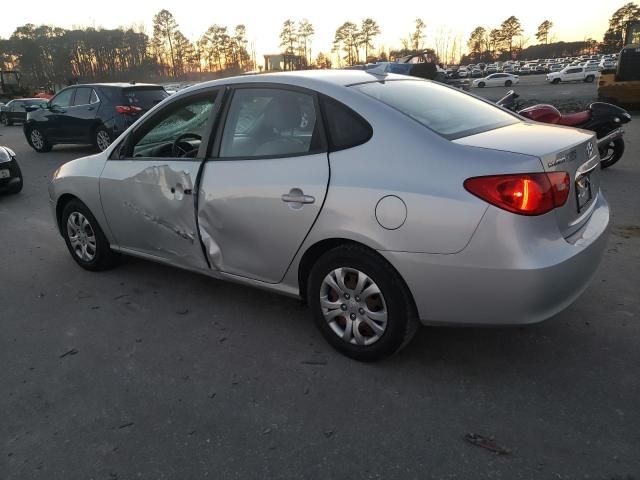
[
  {"left": 552, "top": 78, "right": 560, "bottom": 84},
  {"left": 505, "top": 80, "right": 512, "bottom": 87},
  {"left": 94, "top": 126, "right": 112, "bottom": 152},
  {"left": 307, "top": 244, "right": 419, "bottom": 362},
  {"left": 585, "top": 75, "right": 595, "bottom": 83},
  {"left": 7, "top": 165, "right": 23, "bottom": 194},
  {"left": 61, "top": 199, "right": 117, "bottom": 271},
  {"left": 1, "top": 113, "right": 13, "bottom": 126},
  {"left": 600, "top": 138, "right": 624, "bottom": 169},
  {"left": 27, "top": 127, "right": 52, "bottom": 153},
  {"left": 478, "top": 82, "right": 485, "bottom": 88}
]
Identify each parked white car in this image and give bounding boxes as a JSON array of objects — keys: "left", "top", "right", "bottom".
[
  {"left": 457, "top": 68, "right": 469, "bottom": 78},
  {"left": 547, "top": 66, "right": 598, "bottom": 84},
  {"left": 473, "top": 73, "right": 519, "bottom": 88}
]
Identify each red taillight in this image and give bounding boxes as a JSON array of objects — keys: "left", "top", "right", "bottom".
[
  {"left": 115, "top": 105, "right": 142, "bottom": 114},
  {"left": 464, "top": 172, "right": 570, "bottom": 216}
]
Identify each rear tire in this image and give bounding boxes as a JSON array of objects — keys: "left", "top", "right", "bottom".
[
  {"left": 61, "top": 199, "right": 117, "bottom": 271},
  {"left": 600, "top": 138, "right": 624, "bottom": 169},
  {"left": 585, "top": 75, "right": 595, "bottom": 83},
  {"left": 27, "top": 128, "right": 52, "bottom": 153},
  {"left": 307, "top": 244, "right": 419, "bottom": 362},
  {"left": 505, "top": 80, "right": 512, "bottom": 87},
  {"left": 1, "top": 113, "right": 13, "bottom": 126}
]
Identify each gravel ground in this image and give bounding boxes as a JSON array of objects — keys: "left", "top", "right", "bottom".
[{"left": 1, "top": 106, "right": 639, "bottom": 479}]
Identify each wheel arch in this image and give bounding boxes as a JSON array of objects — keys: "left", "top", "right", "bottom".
[
  {"left": 55, "top": 193, "right": 80, "bottom": 234},
  {"left": 296, "top": 238, "right": 418, "bottom": 315}
]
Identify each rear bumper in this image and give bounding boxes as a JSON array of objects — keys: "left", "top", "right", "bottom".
[{"left": 380, "top": 192, "right": 610, "bottom": 326}]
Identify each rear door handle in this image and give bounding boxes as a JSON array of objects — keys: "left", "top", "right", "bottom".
[{"left": 281, "top": 188, "right": 315, "bottom": 205}]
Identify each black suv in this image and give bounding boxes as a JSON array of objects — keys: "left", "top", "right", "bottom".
[{"left": 23, "top": 83, "right": 168, "bottom": 153}]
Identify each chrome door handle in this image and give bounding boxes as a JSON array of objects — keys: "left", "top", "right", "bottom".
[{"left": 281, "top": 188, "right": 315, "bottom": 205}]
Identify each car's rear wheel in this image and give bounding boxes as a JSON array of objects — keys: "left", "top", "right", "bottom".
[
  {"left": 585, "top": 75, "right": 595, "bottom": 83},
  {"left": 505, "top": 80, "right": 513, "bottom": 87},
  {"left": 1, "top": 113, "right": 11, "bottom": 126},
  {"left": 61, "top": 199, "right": 117, "bottom": 271},
  {"left": 94, "top": 127, "right": 112, "bottom": 152},
  {"left": 307, "top": 245, "right": 419, "bottom": 361},
  {"left": 28, "top": 128, "right": 52, "bottom": 152}
]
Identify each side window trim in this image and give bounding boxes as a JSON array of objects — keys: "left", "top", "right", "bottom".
[
  {"left": 209, "top": 83, "right": 328, "bottom": 162},
  {"left": 112, "top": 87, "right": 222, "bottom": 161}
]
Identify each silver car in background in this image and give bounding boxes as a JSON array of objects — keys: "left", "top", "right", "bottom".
[{"left": 49, "top": 70, "right": 609, "bottom": 361}]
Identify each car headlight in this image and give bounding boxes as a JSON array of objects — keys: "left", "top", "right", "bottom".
[{"left": 0, "top": 146, "right": 13, "bottom": 164}]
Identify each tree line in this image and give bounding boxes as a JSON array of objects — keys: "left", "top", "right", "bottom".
[{"left": 0, "top": 3, "right": 637, "bottom": 90}]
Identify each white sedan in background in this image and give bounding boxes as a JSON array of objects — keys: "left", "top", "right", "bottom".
[{"left": 473, "top": 73, "right": 520, "bottom": 88}]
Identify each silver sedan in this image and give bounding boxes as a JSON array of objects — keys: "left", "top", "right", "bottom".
[{"left": 49, "top": 70, "right": 609, "bottom": 361}]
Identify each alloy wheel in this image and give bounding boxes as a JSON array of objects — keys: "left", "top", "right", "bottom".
[
  {"left": 30, "top": 130, "right": 44, "bottom": 150},
  {"left": 66, "top": 212, "right": 97, "bottom": 262},
  {"left": 320, "top": 267, "right": 388, "bottom": 346},
  {"left": 96, "top": 130, "right": 111, "bottom": 151}
]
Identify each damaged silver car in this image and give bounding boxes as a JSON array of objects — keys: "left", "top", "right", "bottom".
[{"left": 49, "top": 70, "right": 609, "bottom": 361}]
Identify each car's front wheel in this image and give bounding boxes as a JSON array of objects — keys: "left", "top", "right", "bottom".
[
  {"left": 94, "top": 127, "right": 112, "bottom": 152},
  {"left": 551, "top": 78, "right": 561, "bottom": 84},
  {"left": 505, "top": 80, "right": 513, "bottom": 87},
  {"left": 477, "top": 82, "right": 485, "bottom": 88},
  {"left": 307, "top": 245, "right": 419, "bottom": 361},
  {"left": 61, "top": 199, "right": 117, "bottom": 271},
  {"left": 28, "top": 128, "right": 52, "bottom": 152}
]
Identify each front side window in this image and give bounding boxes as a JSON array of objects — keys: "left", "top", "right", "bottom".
[
  {"left": 130, "top": 94, "right": 217, "bottom": 159},
  {"left": 11, "top": 101, "right": 24, "bottom": 111},
  {"left": 51, "top": 89, "right": 74, "bottom": 108},
  {"left": 220, "top": 88, "right": 320, "bottom": 158},
  {"left": 355, "top": 79, "right": 517, "bottom": 140}
]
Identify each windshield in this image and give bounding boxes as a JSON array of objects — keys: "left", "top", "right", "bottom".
[{"left": 354, "top": 79, "right": 517, "bottom": 140}]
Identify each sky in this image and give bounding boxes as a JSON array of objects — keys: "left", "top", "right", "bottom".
[{"left": 1, "top": 0, "right": 621, "bottom": 62}]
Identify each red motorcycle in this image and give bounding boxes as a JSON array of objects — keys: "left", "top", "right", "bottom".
[{"left": 497, "top": 91, "right": 631, "bottom": 169}]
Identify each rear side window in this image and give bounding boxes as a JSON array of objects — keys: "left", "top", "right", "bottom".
[
  {"left": 320, "top": 96, "right": 372, "bottom": 151},
  {"left": 123, "top": 88, "right": 169, "bottom": 110},
  {"left": 354, "top": 79, "right": 517, "bottom": 140},
  {"left": 73, "top": 87, "right": 92, "bottom": 106}
]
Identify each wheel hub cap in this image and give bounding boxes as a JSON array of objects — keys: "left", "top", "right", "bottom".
[
  {"left": 66, "top": 212, "right": 97, "bottom": 262},
  {"left": 320, "top": 267, "right": 388, "bottom": 346}
]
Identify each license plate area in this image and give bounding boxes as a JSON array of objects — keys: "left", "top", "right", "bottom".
[
  {"left": 575, "top": 171, "right": 593, "bottom": 212},
  {"left": 0, "top": 169, "right": 10, "bottom": 179}
]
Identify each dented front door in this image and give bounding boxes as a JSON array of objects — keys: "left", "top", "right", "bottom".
[{"left": 99, "top": 160, "right": 206, "bottom": 268}]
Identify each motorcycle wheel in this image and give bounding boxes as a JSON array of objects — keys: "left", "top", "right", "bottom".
[{"left": 600, "top": 138, "right": 624, "bottom": 169}]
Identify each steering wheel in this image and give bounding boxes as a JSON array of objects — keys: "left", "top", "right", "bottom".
[{"left": 172, "top": 133, "right": 202, "bottom": 158}]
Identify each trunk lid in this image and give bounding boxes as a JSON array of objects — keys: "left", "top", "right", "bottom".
[{"left": 454, "top": 122, "right": 601, "bottom": 238}]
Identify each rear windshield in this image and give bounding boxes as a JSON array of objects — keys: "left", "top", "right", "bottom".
[
  {"left": 353, "top": 79, "right": 518, "bottom": 140},
  {"left": 122, "top": 87, "right": 169, "bottom": 109}
]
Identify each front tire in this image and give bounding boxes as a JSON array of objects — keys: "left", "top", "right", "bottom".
[
  {"left": 307, "top": 245, "right": 419, "bottom": 362},
  {"left": 477, "top": 82, "right": 485, "bottom": 88},
  {"left": 94, "top": 127, "right": 112, "bottom": 152},
  {"left": 28, "top": 128, "right": 52, "bottom": 153},
  {"left": 600, "top": 138, "right": 624, "bottom": 169},
  {"left": 585, "top": 75, "right": 595, "bottom": 83},
  {"left": 505, "top": 80, "right": 512, "bottom": 87},
  {"left": 552, "top": 78, "right": 560, "bottom": 84},
  {"left": 61, "top": 199, "right": 117, "bottom": 271}
]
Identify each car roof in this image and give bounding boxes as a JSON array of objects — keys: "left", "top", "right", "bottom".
[
  {"left": 68, "top": 83, "right": 163, "bottom": 89},
  {"left": 182, "top": 70, "right": 409, "bottom": 94}
]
